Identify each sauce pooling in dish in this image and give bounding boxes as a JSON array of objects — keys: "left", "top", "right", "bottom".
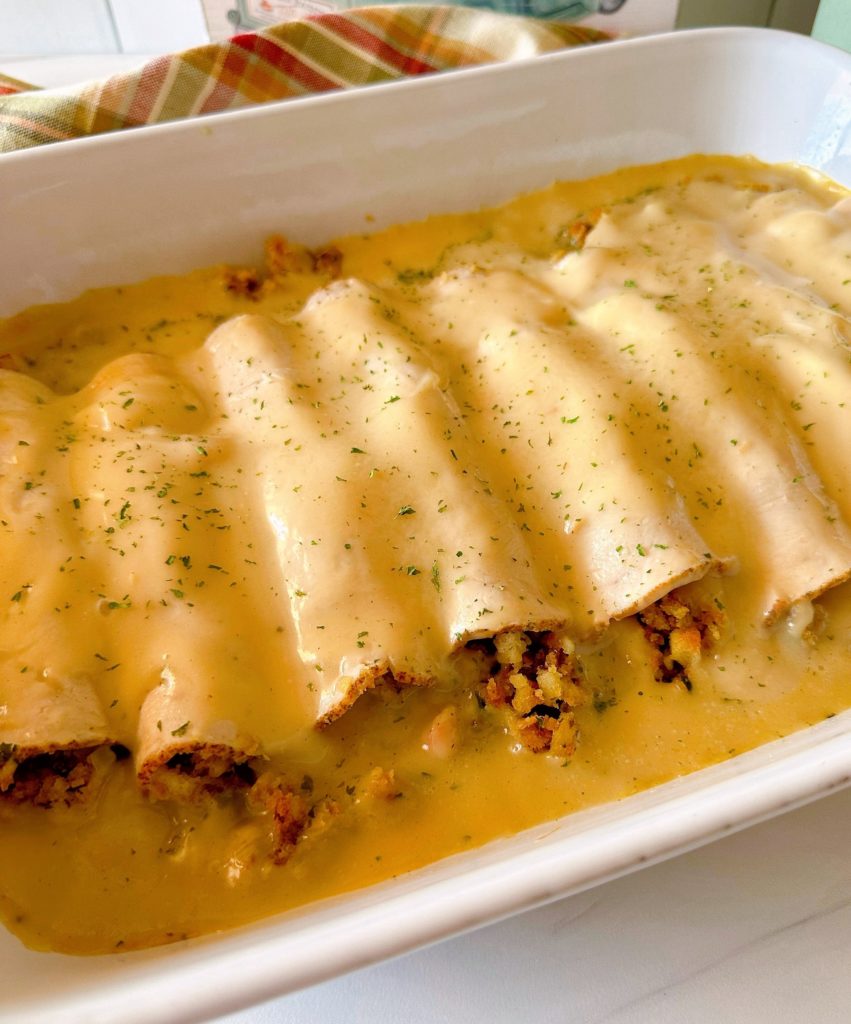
[{"left": 1, "top": 154, "right": 850, "bottom": 954}]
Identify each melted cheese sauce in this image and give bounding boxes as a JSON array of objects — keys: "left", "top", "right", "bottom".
[{"left": 1, "top": 154, "right": 850, "bottom": 954}]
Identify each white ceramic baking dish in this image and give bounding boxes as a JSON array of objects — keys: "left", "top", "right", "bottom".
[{"left": 0, "top": 26, "right": 849, "bottom": 1024}]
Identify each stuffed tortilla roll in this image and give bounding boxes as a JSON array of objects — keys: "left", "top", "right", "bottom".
[
  {"left": 574, "top": 289, "right": 851, "bottom": 623},
  {"left": 0, "top": 672, "right": 112, "bottom": 807},
  {"left": 524, "top": 184, "right": 851, "bottom": 625},
  {"left": 70, "top": 353, "right": 317, "bottom": 798},
  {"left": 204, "top": 306, "right": 574, "bottom": 728},
  {"left": 0, "top": 369, "right": 114, "bottom": 805},
  {"left": 413, "top": 266, "right": 722, "bottom": 629}
]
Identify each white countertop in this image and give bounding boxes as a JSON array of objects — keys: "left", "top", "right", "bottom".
[
  {"left": 5, "top": 51, "right": 851, "bottom": 1024},
  {"left": 215, "top": 785, "right": 851, "bottom": 1023}
]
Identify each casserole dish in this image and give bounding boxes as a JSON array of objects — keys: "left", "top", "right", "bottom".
[{"left": 0, "top": 25, "right": 849, "bottom": 1024}]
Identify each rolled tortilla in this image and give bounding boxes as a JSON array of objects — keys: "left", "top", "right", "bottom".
[
  {"left": 0, "top": 369, "right": 114, "bottom": 805},
  {"left": 516, "top": 180, "right": 851, "bottom": 626},
  {"left": 377, "top": 268, "right": 723, "bottom": 750},
  {"left": 680, "top": 186, "right": 851, "bottom": 538},
  {"left": 69, "top": 353, "right": 317, "bottom": 796},
  {"left": 204, "top": 304, "right": 572, "bottom": 724},
  {"left": 413, "top": 266, "right": 722, "bottom": 629},
  {"left": 0, "top": 672, "right": 112, "bottom": 807},
  {"left": 135, "top": 664, "right": 260, "bottom": 802},
  {"left": 736, "top": 328, "right": 851, "bottom": 534},
  {"left": 573, "top": 285, "right": 851, "bottom": 623}
]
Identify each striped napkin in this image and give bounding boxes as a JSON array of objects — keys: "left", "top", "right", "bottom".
[{"left": 0, "top": 6, "right": 607, "bottom": 153}]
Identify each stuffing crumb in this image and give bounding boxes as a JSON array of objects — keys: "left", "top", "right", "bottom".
[
  {"left": 0, "top": 746, "right": 100, "bottom": 808},
  {"left": 494, "top": 631, "right": 529, "bottom": 670},
  {"left": 637, "top": 589, "right": 723, "bottom": 691},
  {"left": 554, "top": 208, "right": 603, "bottom": 254},
  {"left": 469, "top": 630, "right": 585, "bottom": 756},
  {"left": 360, "top": 766, "right": 402, "bottom": 801},
  {"left": 218, "top": 780, "right": 341, "bottom": 877},
  {"left": 246, "top": 772, "right": 311, "bottom": 865},
  {"left": 141, "top": 744, "right": 257, "bottom": 803},
  {"left": 264, "top": 234, "right": 312, "bottom": 277},
  {"left": 222, "top": 236, "right": 344, "bottom": 300},
  {"left": 223, "top": 267, "right": 262, "bottom": 299},
  {"left": 311, "top": 246, "right": 343, "bottom": 278}
]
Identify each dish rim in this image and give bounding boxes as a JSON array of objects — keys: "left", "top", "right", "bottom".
[{"left": 0, "top": 24, "right": 845, "bottom": 169}]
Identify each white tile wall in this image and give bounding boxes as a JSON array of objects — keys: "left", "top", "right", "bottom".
[
  {"left": 1, "top": 0, "right": 209, "bottom": 55},
  {"left": 0, "top": 0, "right": 118, "bottom": 55},
  {"left": 108, "top": 0, "right": 209, "bottom": 53}
]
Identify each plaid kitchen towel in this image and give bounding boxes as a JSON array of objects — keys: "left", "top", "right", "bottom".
[
  {"left": 0, "top": 6, "right": 608, "bottom": 153},
  {"left": 0, "top": 72, "right": 32, "bottom": 97}
]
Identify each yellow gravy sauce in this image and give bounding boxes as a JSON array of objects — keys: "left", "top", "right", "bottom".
[{"left": 1, "top": 154, "right": 850, "bottom": 954}]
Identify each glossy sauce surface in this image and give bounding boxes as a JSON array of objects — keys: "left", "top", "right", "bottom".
[{"left": 0, "top": 155, "right": 850, "bottom": 954}]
